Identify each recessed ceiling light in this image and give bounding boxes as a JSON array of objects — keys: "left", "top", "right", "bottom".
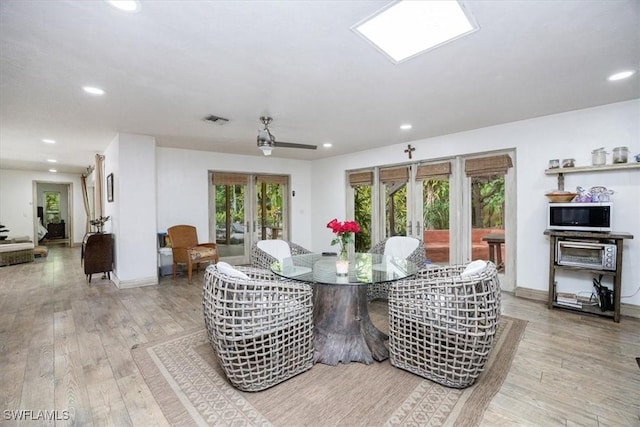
[
  {"left": 106, "top": 0, "right": 141, "bottom": 12},
  {"left": 400, "top": 124, "right": 412, "bottom": 130},
  {"left": 323, "top": 143, "right": 333, "bottom": 148},
  {"left": 353, "top": 0, "right": 478, "bottom": 63},
  {"left": 42, "top": 139, "right": 56, "bottom": 144},
  {"left": 83, "top": 86, "right": 105, "bottom": 95},
  {"left": 47, "top": 159, "right": 57, "bottom": 163},
  {"left": 49, "top": 169, "right": 57, "bottom": 173},
  {"left": 607, "top": 70, "right": 636, "bottom": 81}
]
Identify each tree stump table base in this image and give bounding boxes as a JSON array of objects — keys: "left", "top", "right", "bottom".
[{"left": 312, "top": 283, "right": 388, "bottom": 365}]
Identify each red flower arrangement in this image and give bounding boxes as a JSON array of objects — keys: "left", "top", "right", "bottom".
[{"left": 327, "top": 218, "right": 360, "bottom": 258}]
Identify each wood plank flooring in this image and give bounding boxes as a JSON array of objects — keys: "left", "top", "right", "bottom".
[{"left": 1, "top": 246, "right": 638, "bottom": 426}]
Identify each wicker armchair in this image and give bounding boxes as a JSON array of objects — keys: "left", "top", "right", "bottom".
[
  {"left": 250, "top": 239, "right": 312, "bottom": 270},
  {"left": 167, "top": 225, "right": 218, "bottom": 282},
  {"left": 203, "top": 263, "right": 314, "bottom": 391},
  {"left": 367, "top": 236, "right": 426, "bottom": 301},
  {"left": 388, "top": 261, "right": 501, "bottom": 388}
]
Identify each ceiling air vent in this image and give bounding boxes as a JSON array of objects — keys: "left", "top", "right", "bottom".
[{"left": 203, "top": 115, "right": 229, "bottom": 124}]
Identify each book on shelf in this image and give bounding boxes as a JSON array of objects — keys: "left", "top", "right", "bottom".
[
  {"left": 556, "top": 292, "right": 578, "bottom": 304},
  {"left": 556, "top": 300, "right": 583, "bottom": 309}
]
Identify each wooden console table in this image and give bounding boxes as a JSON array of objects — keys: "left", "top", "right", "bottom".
[{"left": 82, "top": 233, "right": 113, "bottom": 282}]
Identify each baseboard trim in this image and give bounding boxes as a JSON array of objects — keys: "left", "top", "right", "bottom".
[
  {"left": 113, "top": 274, "right": 158, "bottom": 289},
  {"left": 514, "top": 286, "right": 640, "bottom": 319},
  {"left": 514, "top": 286, "right": 547, "bottom": 302}
]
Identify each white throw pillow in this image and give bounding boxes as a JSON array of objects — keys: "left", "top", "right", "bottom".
[
  {"left": 216, "top": 261, "right": 250, "bottom": 280},
  {"left": 460, "top": 260, "right": 487, "bottom": 277},
  {"left": 257, "top": 239, "right": 292, "bottom": 263},
  {"left": 383, "top": 236, "right": 420, "bottom": 259}
]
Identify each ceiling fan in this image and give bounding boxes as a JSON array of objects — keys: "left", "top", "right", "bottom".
[{"left": 256, "top": 116, "right": 317, "bottom": 156}]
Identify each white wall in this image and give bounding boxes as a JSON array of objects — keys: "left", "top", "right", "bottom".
[
  {"left": 156, "top": 147, "right": 313, "bottom": 249},
  {"left": 104, "top": 133, "right": 158, "bottom": 287},
  {"left": 310, "top": 100, "right": 640, "bottom": 307},
  {"left": 0, "top": 169, "right": 85, "bottom": 244}
]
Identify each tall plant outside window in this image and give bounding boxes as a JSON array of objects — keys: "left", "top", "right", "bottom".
[
  {"left": 44, "top": 191, "right": 61, "bottom": 225},
  {"left": 353, "top": 185, "right": 372, "bottom": 252},
  {"left": 349, "top": 171, "right": 373, "bottom": 252}
]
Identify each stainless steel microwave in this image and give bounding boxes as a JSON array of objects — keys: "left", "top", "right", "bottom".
[{"left": 548, "top": 202, "right": 612, "bottom": 232}]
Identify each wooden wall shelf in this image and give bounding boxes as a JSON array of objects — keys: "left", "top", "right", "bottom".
[
  {"left": 545, "top": 162, "right": 640, "bottom": 175},
  {"left": 545, "top": 162, "right": 640, "bottom": 190}
]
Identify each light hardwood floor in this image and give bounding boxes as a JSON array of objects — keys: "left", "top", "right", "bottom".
[{"left": 0, "top": 246, "right": 638, "bottom": 426}]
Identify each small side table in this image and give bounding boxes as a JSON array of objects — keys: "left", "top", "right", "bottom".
[{"left": 482, "top": 233, "right": 505, "bottom": 271}]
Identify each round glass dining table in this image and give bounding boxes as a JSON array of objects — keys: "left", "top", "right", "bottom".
[
  {"left": 271, "top": 252, "right": 419, "bottom": 365},
  {"left": 271, "top": 252, "right": 419, "bottom": 285}
]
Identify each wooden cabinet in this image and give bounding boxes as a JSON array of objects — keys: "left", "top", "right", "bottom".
[
  {"left": 544, "top": 229, "right": 633, "bottom": 322},
  {"left": 47, "top": 222, "right": 65, "bottom": 239},
  {"left": 82, "top": 233, "right": 113, "bottom": 282}
]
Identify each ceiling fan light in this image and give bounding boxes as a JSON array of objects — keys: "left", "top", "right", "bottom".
[{"left": 259, "top": 146, "right": 273, "bottom": 156}]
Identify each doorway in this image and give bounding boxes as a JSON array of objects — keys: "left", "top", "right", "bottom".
[
  {"left": 209, "top": 172, "right": 290, "bottom": 265},
  {"left": 33, "top": 181, "right": 73, "bottom": 246}
]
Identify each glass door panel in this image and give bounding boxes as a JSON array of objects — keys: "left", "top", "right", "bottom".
[
  {"left": 469, "top": 174, "right": 505, "bottom": 270},
  {"left": 353, "top": 184, "right": 372, "bottom": 252},
  {"left": 384, "top": 182, "right": 407, "bottom": 237},
  {"left": 256, "top": 179, "right": 288, "bottom": 241},
  {"left": 421, "top": 178, "right": 450, "bottom": 264},
  {"left": 214, "top": 182, "right": 248, "bottom": 260},
  {"left": 380, "top": 167, "right": 409, "bottom": 239}
]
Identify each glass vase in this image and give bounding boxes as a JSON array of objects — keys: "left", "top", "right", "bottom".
[{"left": 336, "top": 244, "right": 349, "bottom": 276}]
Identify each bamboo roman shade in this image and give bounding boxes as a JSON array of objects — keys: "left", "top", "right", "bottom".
[
  {"left": 212, "top": 173, "right": 248, "bottom": 186},
  {"left": 379, "top": 167, "right": 409, "bottom": 183},
  {"left": 465, "top": 154, "right": 513, "bottom": 177},
  {"left": 415, "top": 162, "right": 451, "bottom": 180},
  {"left": 256, "top": 175, "right": 288, "bottom": 185},
  {"left": 348, "top": 171, "right": 373, "bottom": 187}
]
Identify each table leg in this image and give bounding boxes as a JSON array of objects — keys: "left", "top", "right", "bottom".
[
  {"left": 312, "top": 284, "right": 388, "bottom": 365},
  {"left": 495, "top": 243, "right": 503, "bottom": 271}
]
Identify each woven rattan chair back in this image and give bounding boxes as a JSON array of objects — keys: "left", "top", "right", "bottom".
[
  {"left": 388, "top": 261, "right": 501, "bottom": 388},
  {"left": 250, "top": 240, "right": 311, "bottom": 270},
  {"left": 167, "top": 224, "right": 218, "bottom": 282},
  {"left": 203, "top": 264, "right": 314, "bottom": 391},
  {"left": 367, "top": 236, "right": 426, "bottom": 301}
]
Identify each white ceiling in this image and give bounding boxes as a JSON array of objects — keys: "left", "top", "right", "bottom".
[{"left": 1, "top": 0, "right": 638, "bottom": 174}]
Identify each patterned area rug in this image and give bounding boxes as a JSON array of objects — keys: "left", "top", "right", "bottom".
[{"left": 132, "top": 313, "right": 526, "bottom": 427}]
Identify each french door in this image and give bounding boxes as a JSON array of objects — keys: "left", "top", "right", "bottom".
[
  {"left": 349, "top": 151, "right": 514, "bottom": 289},
  {"left": 209, "top": 172, "right": 289, "bottom": 265}
]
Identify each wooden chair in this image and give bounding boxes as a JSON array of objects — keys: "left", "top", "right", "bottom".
[
  {"left": 367, "top": 236, "right": 426, "bottom": 301},
  {"left": 388, "top": 261, "right": 501, "bottom": 388},
  {"left": 167, "top": 225, "right": 218, "bottom": 282},
  {"left": 203, "top": 263, "right": 314, "bottom": 391}
]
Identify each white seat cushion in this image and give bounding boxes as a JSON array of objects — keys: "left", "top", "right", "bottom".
[
  {"left": 383, "top": 236, "right": 419, "bottom": 259},
  {"left": 257, "top": 239, "right": 292, "bottom": 263},
  {"left": 460, "top": 260, "right": 488, "bottom": 277},
  {"left": 0, "top": 242, "right": 35, "bottom": 253},
  {"left": 216, "top": 261, "right": 250, "bottom": 280}
]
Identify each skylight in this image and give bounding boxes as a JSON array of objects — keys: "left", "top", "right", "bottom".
[
  {"left": 106, "top": 1, "right": 141, "bottom": 13},
  {"left": 353, "top": 0, "right": 478, "bottom": 64}
]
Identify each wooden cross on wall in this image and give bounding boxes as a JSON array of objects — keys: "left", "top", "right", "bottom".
[{"left": 404, "top": 144, "right": 415, "bottom": 159}]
